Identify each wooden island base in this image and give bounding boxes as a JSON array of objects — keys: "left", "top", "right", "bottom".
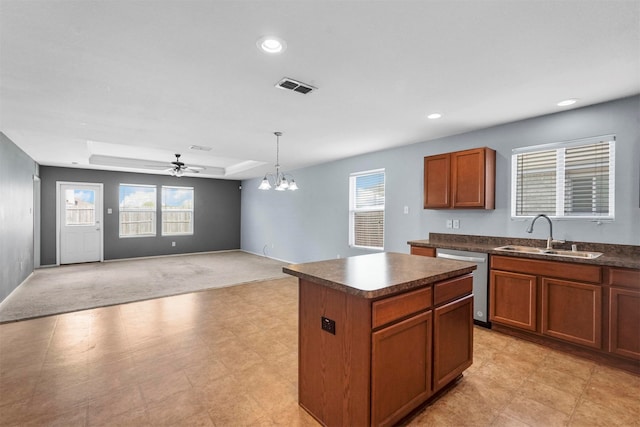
[{"left": 284, "top": 252, "right": 476, "bottom": 427}]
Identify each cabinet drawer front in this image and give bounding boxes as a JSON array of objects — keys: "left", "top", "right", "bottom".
[
  {"left": 434, "top": 274, "right": 473, "bottom": 306},
  {"left": 411, "top": 246, "right": 436, "bottom": 257},
  {"left": 373, "top": 286, "right": 432, "bottom": 329},
  {"left": 606, "top": 268, "right": 640, "bottom": 290},
  {"left": 491, "top": 255, "right": 601, "bottom": 283}
]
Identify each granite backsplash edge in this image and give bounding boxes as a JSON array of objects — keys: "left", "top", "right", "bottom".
[{"left": 423, "top": 233, "right": 640, "bottom": 258}]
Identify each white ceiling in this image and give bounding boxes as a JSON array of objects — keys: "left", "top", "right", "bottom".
[{"left": 1, "top": 0, "right": 638, "bottom": 180}]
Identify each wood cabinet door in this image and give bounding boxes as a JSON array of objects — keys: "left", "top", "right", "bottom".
[
  {"left": 541, "top": 278, "right": 602, "bottom": 349},
  {"left": 371, "top": 310, "right": 433, "bottom": 427},
  {"left": 609, "top": 287, "right": 640, "bottom": 360},
  {"left": 490, "top": 270, "right": 537, "bottom": 331},
  {"left": 433, "top": 294, "right": 473, "bottom": 392},
  {"left": 451, "top": 148, "right": 485, "bottom": 208},
  {"left": 424, "top": 154, "right": 450, "bottom": 208}
]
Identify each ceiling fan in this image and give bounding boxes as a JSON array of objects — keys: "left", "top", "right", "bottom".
[{"left": 166, "top": 154, "right": 202, "bottom": 177}]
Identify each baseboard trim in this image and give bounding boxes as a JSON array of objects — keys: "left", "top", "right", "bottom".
[
  {"left": 103, "top": 249, "right": 242, "bottom": 263},
  {"left": 240, "top": 249, "right": 294, "bottom": 265},
  {"left": 0, "top": 271, "right": 34, "bottom": 308}
]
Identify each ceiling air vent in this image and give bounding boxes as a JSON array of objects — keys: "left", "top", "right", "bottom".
[{"left": 275, "top": 77, "right": 316, "bottom": 95}]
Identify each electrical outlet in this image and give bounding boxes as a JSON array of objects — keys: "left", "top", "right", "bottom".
[
  {"left": 453, "top": 220, "right": 460, "bottom": 229},
  {"left": 321, "top": 317, "right": 336, "bottom": 335},
  {"left": 446, "top": 220, "right": 453, "bottom": 228},
  {"left": 107, "top": 208, "right": 113, "bottom": 214},
  {"left": 403, "top": 206, "right": 409, "bottom": 214},
  {"left": 172, "top": 241, "right": 176, "bottom": 247}
]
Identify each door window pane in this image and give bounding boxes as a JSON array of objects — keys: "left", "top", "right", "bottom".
[{"left": 65, "top": 189, "right": 95, "bottom": 225}]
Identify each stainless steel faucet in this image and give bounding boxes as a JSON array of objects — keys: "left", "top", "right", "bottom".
[{"left": 526, "top": 214, "right": 564, "bottom": 250}]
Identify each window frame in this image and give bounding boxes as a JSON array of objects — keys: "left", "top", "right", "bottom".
[
  {"left": 161, "top": 185, "right": 195, "bottom": 236},
  {"left": 119, "top": 184, "right": 157, "bottom": 238},
  {"left": 64, "top": 188, "right": 96, "bottom": 226},
  {"left": 349, "top": 168, "right": 385, "bottom": 250},
  {"left": 511, "top": 135, "right": 615, "bottom": 220}
]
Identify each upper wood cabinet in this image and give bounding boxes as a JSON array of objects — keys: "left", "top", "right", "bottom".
[
  {"left": 423, "top": 154, "right": 451, "bottom": 208},
  {"left": 424, "top": 147, "right": 496, "bottom": 209}
]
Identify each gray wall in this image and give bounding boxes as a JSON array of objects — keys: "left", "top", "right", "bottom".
[
  {"left": 241, "top": 95, "right": 640, "bottom": 264},
  {"left": 40, "top": 167, "right": 241, "bottom": 265},
  {"left": 0, "top": 133, "right": 37, "bottom": 302}
]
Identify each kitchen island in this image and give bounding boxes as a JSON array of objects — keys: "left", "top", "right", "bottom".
[{"left": 283, "top": 252, "right": 476, "bottom": 427}]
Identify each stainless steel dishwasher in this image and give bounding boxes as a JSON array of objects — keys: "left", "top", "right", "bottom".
[{"left": 436, "top": 248, "right": 490, "bottom": 328}]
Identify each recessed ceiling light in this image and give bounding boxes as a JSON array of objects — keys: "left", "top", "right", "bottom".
[
  {"left": 427, "top": 113, "right": 442, "bottom": 119},
  {"left": 557, "top": 99, "right": 578, "bottom": 107},
  {"left": 257, "top": 36, "right": 286, "bottom": 54}
]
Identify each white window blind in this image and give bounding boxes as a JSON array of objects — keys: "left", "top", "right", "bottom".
[
  {"left": 512, "top": 136, "right": 615, "bottom": 219},
  {"left": 349, "top": 169, "right": 385, "bottom": 249}
]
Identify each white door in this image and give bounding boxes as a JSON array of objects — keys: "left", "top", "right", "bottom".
[{"left": 58, "top": 183, "right": 103, "bottom": 264}]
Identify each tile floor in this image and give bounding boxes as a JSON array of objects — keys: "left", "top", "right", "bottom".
[{"left": 0, "top": 277, "right": 638, "bottom": 426}]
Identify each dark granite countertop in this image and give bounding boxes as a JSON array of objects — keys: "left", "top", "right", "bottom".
[
  {"left": 408, "top": 233, "right": 640, "bottom": 270},
  {"left": 283, "top": 252, "right": 476, "bottom": 299}
]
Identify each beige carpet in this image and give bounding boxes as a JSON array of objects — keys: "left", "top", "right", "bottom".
[{"left": 0, "top": 251, "right": 289, "bottom": 323}]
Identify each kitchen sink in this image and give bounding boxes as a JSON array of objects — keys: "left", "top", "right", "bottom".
[{"left": 493, "top": 245, "right": 603, "bottom": 259}]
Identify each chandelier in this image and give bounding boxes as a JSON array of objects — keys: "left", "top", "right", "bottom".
[{"left": 258, "top": 132, "right": 299, "bottom": 191}]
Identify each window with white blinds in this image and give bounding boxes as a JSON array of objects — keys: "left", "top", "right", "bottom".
[
  {"left": 511, "top": 136, "right": 615, "bottom": 219},
  {"left": 349, "top": 169, "right": 385, "bottom": 249}
]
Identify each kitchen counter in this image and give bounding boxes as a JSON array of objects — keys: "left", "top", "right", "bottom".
[
  {"left": 408, "top": 233, "right": 640, "bottom": 269},
  {"left": 283, "top": 251, "right": 476, "bottom": 298},
  {"left": 284, "top": 252, "right": 476, "bottom": 426}
]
